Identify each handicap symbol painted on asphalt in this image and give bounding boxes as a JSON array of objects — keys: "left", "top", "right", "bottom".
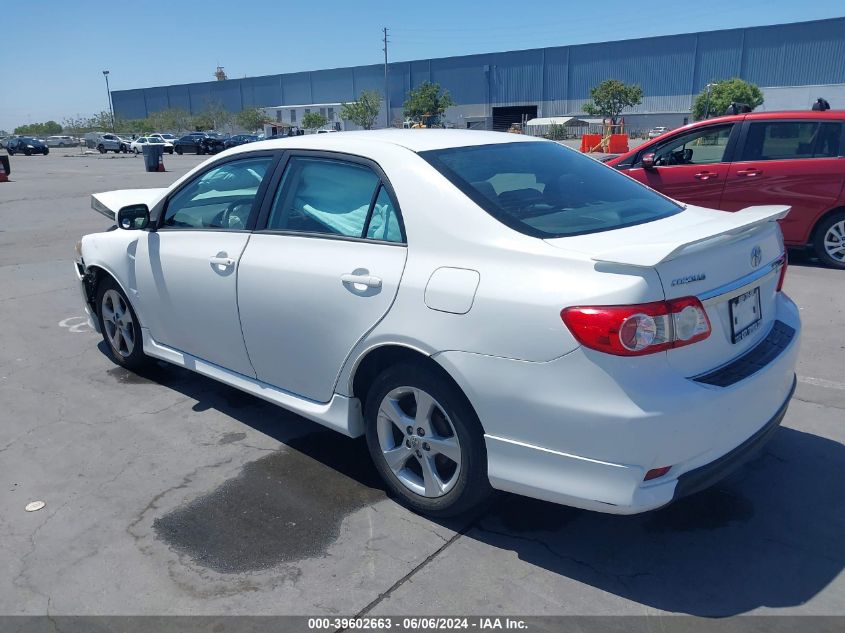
[{"left": 58, "top": 316, "right": 93, "bottom": 333}]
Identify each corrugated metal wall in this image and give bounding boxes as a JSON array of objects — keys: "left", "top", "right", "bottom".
[{"left": 112, "top": 17, "right": 845, "bottom": 120}]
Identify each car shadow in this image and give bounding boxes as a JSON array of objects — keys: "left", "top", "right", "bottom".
[
  {"left": 786, "top": 247, "right": 826, "bottom": 269},
  {"left": 100, "top": 345, "right": 844, "bottom": 616}
]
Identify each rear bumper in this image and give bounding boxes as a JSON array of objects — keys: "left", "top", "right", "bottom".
[
  {"left": 672, "top": 375, "right": 794, "bottom": 501},
  {"left": 435, "top": 292, "right": 800, "bottom": 514}
]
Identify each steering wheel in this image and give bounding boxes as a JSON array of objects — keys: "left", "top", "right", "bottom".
[{"left": 213, "top": 200, "right": 251, "bottom": 229}]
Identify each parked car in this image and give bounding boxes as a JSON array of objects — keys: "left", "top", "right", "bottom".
[
  {"left": 46, "top": 135, "right": 78, "bottom": 148},
  {"left": 0, "top": 136, "right": 9, "bottom": 148},
  {"left": 173, "top": 132, "right": 225, "bottom": 155},
  {"left": 130, "top": 136, "right": 174, "bottom": 154},
  {"left": 647, "top": 126, "right": 669, "bottom": 139},
  {"left": 77, "top": 130, "right": 799, "bottom": 518},
  {"left": 7, "top": 136, "right": 49, "bottom": 155},
  {"left": 148, "top": 133, "right": 179, "bottom": 145},
  {"left": 223, "top": 134, "right": 259, "bottom": 149},
  {"left": 607, "top": 110, "right": 845, "bottom": 268},
  {"left": 93, "top": 134, "right": 129, "bottom": 154}
]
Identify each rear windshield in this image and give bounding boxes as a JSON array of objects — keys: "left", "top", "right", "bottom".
[{"left": 421, "top": 141, "right": 682, "bottom": 238}]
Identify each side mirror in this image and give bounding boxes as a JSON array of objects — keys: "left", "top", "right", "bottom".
[
  {"left": 641, "top": 153, "right": 657, "bottom": 170},
  {"left": 117, "top": 204, "right": 150, "bottom": 230}
]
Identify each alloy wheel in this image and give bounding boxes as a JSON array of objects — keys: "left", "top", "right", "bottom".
[
  {"left": 101, "top": 289, "right": 135, "bottom": 357},
  {"left": 376, "top": 386, "right": 462, "bottom": 498},
  {"left": 823, "top": 220, "right": 845, "bottom": 263}
]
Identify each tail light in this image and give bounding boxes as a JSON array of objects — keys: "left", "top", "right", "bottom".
[
  {"left": 776, "top": 253, "right": 787, "bottom": 292},
  {"left": 561, "top": 297, "right": 711, "bottom": 356}
]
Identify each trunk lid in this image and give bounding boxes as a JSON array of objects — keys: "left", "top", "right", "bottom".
[{"left": 546, "top": 205, "right": 789, "bottom": 376}]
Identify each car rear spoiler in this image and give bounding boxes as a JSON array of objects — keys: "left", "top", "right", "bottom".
[
  {"left": 91, "top": 188, "right": 168, "bottom": 222},
  {"left": 590, "top": 205, "right": 790, "bottom": 267}
]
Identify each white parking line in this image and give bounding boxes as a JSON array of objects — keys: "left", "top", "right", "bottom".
[{"left": 798, "top": 376, "right": 845, "bottom": 391}]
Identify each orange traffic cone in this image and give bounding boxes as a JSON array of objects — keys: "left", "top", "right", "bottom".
[{"left": 157, "top": 153, "right": 166, "bottom": 172}]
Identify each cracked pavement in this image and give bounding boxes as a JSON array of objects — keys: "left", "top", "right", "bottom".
[{"left": 0, "top": 150, "right": 843, "bottom": 617}]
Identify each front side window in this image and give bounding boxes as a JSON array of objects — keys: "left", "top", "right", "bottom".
[
  {"left": 740, "top": 121, "right": 842, "bottom": 161},
  {"left": 649, "top": 124, "right": 734, "bottom": 166},
  {"left": 162, "top": 156, "right": 273, "bottom": 230},
  {"left": 422, "top": 142, "right": 682, "bottom": 239}
]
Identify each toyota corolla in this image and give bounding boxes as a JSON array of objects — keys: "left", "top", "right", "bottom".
[{"left": 75, "top": 130, "right": 800, "bottom": 517}]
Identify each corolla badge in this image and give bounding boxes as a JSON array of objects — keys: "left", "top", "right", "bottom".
[
  {"left": 671, "top": 273, "right": 707, "bottom": 286},
  {"left": 750, "top": 245, "right": 762, "bottom": 268}
]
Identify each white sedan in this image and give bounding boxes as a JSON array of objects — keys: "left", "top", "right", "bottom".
[
  {"left": 129, "top": 136, "right": 174, "bottom": 154},
  {"left": 76, "top": 130, "right": 800, "bottom": 517}
]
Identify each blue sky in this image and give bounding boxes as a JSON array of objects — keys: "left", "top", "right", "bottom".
[{"left": 2, "top": 0, "right": 843, "bottom": 131}]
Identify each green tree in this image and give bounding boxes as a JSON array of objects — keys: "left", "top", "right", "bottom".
[
  {"left": 62, "top": 116, "right": 93, "bottom": 135},
  {"left": 302, "top": 112, "right": 328, "bottom": 131},
  {"left": 692, "top": 78, "right": 764, "bottom": 120},
  {"left": 148, "top": 108, "right": 193, "bottom": 133},
  {"left": 547, "top": 122, "right": 567, "bottom": 140},
  {"left": 235, "top": 107, "right": 267, "bottom": 132},
  {"left": 87, "top": 111, "right": 115, "bottom": 131},
  {"left": 340, "top": 90, "right": 381, "bottom": 130},
  {"left": 193, "top": 100, "right": 232, "bottom": 131},
  {"left": 403, "top": 81, "right": 454, "bottom": 127},
  {"left": 14, "top": 120, "right": 63, "bottom": 135},
  {"left": 582, "top": 79, "right": 643, "bottom": 125}
]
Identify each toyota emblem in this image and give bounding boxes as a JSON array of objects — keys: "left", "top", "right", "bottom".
[{"left": 750, "top": 245, "right": 762, "bottom": 268}]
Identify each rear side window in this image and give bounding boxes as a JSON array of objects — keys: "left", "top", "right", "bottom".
[
  {"left": 267, "top": 157, "right": 404, "bottom": 242},
  {"left": 366, "top": 186, "right": 402, "bottom": 242},
  {"left": 422, "top": 142, "right": 682, "bottom": 239},
  {"left": 740, "top": 121, "right": 842, "bottom": 161}
]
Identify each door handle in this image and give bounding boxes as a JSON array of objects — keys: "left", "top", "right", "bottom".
[
  {"left": 736, "top": 168, "right": 762, "bottom": 177},
  {"left": 694, "top": 171, "right": 718, "bottom": 180},
  {"left": 209, "top": 255, "right": 235, "bottom": 267},
  {"left": 341, "top": 273, "right": 382, "bottom": 288}
]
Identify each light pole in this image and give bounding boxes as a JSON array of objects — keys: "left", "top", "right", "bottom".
[
  {"left": 703, "top": 82, "right": 718, "bottom": 119},
  {"left": 102, "top": 70, "right": 115, "bottom": 132}
]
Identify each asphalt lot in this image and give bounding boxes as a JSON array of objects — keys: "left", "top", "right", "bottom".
[{"left": 0, "top": 148, "right": 843, "bottom": 618}]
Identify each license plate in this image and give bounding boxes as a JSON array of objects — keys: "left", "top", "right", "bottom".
[{"left": 730, "top": 287, "right": 762, "bottom": 343}]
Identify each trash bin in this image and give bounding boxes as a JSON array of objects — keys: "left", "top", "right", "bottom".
[{"left": 142, "top": 144, "right": 164, "bottom": 172}]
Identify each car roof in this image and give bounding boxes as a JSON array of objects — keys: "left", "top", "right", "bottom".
[
  {"left": 234, "top": 129, "right": 541, "bottom": 155},
  {"left": 684, "top": 109, "right": 845, "bottom": 128}
]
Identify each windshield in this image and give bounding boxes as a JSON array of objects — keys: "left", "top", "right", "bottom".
[{"left": 421, "top": 142, "right": 682, "bottom": 238}]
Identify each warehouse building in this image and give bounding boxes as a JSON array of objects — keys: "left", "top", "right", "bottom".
[{"left": 112, "top": 17, "right": 845, "bottom": 133}]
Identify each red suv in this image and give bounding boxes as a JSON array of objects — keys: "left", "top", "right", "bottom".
[{"left": 606, "top": 111, "right": 845, "bottom": 268}]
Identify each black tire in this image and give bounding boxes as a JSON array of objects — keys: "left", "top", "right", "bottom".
[
  {"left": 95, "top": 276, "right": 149, "bottom": 370},
  {"left": 195, "top": 144, "right": 204, "bottom": 155},
  {"left": 813, "top": 211, "right": 845, "bottom": 270},
  {"left": 7, "top": 149, "right": 14, "bottom": 156},
  {"left": 176, "top": 147, "right": 183, "bottom": 155},
  {"left": 43, "top": 148, "right": 49, "bottom": 155},
  {"left": 168, "top": 148, "right": 174, "bottom": 154},
  {"left": 364, "top": 361, "right": 492, "bottom": 518},
  {"left": 97, "top": 144, "right": 106, "bottom": 154}
]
